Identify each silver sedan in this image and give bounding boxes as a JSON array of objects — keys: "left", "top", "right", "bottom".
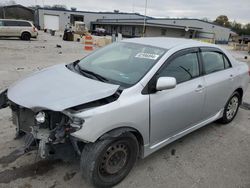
[{"left": 0, "top": 37, "right": 249, "bottom": 187}]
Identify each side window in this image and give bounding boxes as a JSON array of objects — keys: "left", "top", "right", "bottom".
[
  {"left": 4, "top": 21, "right": 19, "bottom": 26},
  {"left": 0, "top": 21, "right": 3, "bottom": 26},
  {"left": 158, "top": 52, "right": 200, "bottom": 84},
  {"left": 19, "top": 21, "right": 31, "bottom": 27},
  {"left": 201, "top": 51, "right": 224, "bottom": 74}
]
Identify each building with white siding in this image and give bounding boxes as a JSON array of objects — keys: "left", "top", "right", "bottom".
[{"left": 36, "top": 8, "right": 235, "bottom": 43}]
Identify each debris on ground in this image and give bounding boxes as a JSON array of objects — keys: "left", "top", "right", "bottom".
[
  {"left": 171, "top": 149, "right": 176, "bottom": 156},
  {"left": 56, "top": 44, "right": 62, "bottom": 48},
  {"left": 0, "top": 147, "right": 26, "bottom": 167},
  {"left": 63, "top": 171, "right": 77, "bottom": 181},
  {"left": 18, "top": 182, "right": 32, "bottom": 188},
  {"left": 16, "top": 67, "right": 24, "bottom": 70},
  {"left": 0, "top": 160, "right": 61, "bottom": 183},
  {"left": 35, "top": 46, "right": 45, "bottom": 49},
  {"left": 48, "top": 181, "right": 57, "bottom": 188}
]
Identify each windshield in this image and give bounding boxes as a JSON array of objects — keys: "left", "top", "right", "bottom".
[{"left": 78, "top": 42, "right": 166, "bottom": 87}]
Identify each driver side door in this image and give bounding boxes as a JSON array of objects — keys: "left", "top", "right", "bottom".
[{"left": 149, "top": 48, "right": 206, "bottom": 146}]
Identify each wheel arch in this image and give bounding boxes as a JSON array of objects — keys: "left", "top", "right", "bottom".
[
  {"left": 98, "top": 127, "right": 144, "bottom": 158},
  {"left": 234, "top": 88, "right": 243, "bottom": 103},
  {"left": 21, "top": 31, "right": 31, "bottom": 37}
]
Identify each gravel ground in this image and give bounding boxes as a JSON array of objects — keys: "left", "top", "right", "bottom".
[{"left": 0, "top": 32, "right": 250, "bottom": 188}]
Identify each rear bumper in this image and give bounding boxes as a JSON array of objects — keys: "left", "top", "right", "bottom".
[{"left": 31, "top": 32, "right": 38, "bottom": 38}]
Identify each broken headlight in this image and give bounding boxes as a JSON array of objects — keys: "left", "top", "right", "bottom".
[{"left": 35, "top": 111, "right": 46, "bottom": 124}]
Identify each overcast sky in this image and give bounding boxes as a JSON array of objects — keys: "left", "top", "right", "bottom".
[{"left": 12, "top": 0, "right": 250, "bottom": 24}]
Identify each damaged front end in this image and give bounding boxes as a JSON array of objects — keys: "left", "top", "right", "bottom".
[{"left": 9, "top": 101, "right": 84, "bottom": 159}]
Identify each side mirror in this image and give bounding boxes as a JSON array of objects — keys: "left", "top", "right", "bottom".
[{"left": 156, "top": 77, "right": 177, "bottom": 91}]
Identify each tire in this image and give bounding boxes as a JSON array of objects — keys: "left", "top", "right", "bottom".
[
  {"left": 219, "top": 91, "right": 241, "bottom": 124},
  {"left": 21, "top": 32, "right": 31, "bottom": 40},
  {"left": 80, "top": 132, "right": 139, "bottom": 187}
]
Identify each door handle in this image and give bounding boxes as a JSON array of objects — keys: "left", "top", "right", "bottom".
[{"left": 195, "top": 85, "right": 204, "bottom": 92}]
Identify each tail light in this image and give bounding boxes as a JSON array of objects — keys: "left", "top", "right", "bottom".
[
  {"left": 249, "top": 69, "right": 250, "bottom": 76},
  {"left": 33, "top": 26, "right": 37, "bottom": 32}
]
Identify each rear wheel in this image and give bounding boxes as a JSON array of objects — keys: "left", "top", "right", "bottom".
[
  {"left": 219, "top": 91, "right": 241, "bottom": 124},
  {"left": 80, "top": 132, "right": 139, "bottom": 187},
  {"left": 21, "top": 32, "right": 31, "bottom": 40}
]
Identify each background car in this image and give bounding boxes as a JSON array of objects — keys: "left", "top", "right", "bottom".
[
  {"left": 91, "top": 27, "right": 106, "bottom": 36},
  {"left": 0, "top": 19, "right": 38, "bottom": 40}
]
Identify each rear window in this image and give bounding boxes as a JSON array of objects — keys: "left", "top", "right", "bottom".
[
  {"left": 19, "top": 21, "right": 32, "bottom": 27},
  {"left": 201, "top": 51, "right": 225, "bottom": 74},
  {"left": 4, "top": 21, "right": 31, "bottom": 27}
]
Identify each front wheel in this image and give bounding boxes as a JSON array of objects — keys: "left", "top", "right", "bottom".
[
  {"left": 80, "top": 132, "right": 139, "bottom": 187},
  {"left": 219, "top": 91, "right": 241, "bottom": 124}
]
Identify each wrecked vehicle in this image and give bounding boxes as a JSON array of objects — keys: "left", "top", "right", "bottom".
[{"left": 0, "top": 38, "right": 249, "bottom": 187}]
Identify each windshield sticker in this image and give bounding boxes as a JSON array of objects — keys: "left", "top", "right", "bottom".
[{"left": 135, "top": 53, "right": 159, "bottom": 60}]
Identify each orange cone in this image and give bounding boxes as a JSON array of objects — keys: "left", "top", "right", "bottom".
[{"left": 84, "top": 35, "right": 94, "bottom": 51}]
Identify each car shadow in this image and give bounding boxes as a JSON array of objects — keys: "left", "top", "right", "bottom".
[{"left": 0, "top": 37, "right": 37, "bottom": 41}]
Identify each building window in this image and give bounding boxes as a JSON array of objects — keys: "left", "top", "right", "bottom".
[{"left": 161, "top": 29, "right": 167, "bottom": 36}]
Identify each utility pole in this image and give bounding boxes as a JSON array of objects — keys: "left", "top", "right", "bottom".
[{"left": 142, "top": 0, "right": 148, "bottom": 37}]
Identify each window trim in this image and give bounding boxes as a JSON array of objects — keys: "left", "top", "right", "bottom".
[
  {"left": 142, "top": 47, "right": 202, "bottom": 94},
  {"left": 199, "top": 47, "right": 232, "bottom": 76}
]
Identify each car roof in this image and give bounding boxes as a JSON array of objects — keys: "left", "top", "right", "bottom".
[{"left": 123, "top": 37, "right": 216, "bottom": 50}]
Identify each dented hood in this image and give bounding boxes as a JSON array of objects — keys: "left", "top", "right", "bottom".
[{"left": 7, "top": 64, "right": 119, "bottom": 111}]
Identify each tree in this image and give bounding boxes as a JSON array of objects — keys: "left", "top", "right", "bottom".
[
  {"left": 51, "top": 4, "right": 67, "bottom": 10},
  {"left": 201, "top": 17, "right": 209, "bottom": 22},
  {"left": 230, "top": 21, "right": 243, "bottom": 35},
  {"left": 242, "top": 24, "right": 250, "bottom": 35},
  {"left": 214, "top": 15, "right": 230, "bottom": 27},
  {"left": 28, "top": 5, "right": 42, "bottom": 10}
]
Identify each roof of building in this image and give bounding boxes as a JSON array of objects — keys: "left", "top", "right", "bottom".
[
  {"left": 123, "top": 37, "right": 215, "bottom": 49},
  {"left": 94, "top": 18, "right": 232, "bottom": 31},
  {"left": 37, "top": 8, "right": 151, "bottom": 18},
  {"left": 93, "top": 19, "right": 203, "bottom": 31}
]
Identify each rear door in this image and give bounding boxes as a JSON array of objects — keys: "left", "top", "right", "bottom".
[
  {"left": 4, "top": 20, "right": 20, "bottom": 36},
  {"left": 200, "top": 48, "right": 234, "bottom": 119}
]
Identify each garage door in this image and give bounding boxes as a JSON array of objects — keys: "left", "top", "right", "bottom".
[{"left": 44, "top": 15, "right": 59, "bottom": 30}]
